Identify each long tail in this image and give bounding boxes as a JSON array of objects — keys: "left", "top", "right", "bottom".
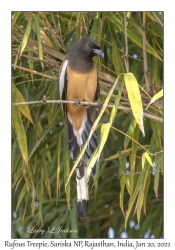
[{"left": 66, "top": 110, "right": 97, "bottom": 218}]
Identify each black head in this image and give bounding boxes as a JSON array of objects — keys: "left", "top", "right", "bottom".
[{"left": 67, "top": 38, "right": 104, "bottom": 59}]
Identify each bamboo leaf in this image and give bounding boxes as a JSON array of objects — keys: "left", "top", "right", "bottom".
[
  {"left": 109, "top": 82, "right": 124, "bottom": 124},
  {"left": 145, "top": 152, "right": 153, "bottom": 167},
  {"left": 22, "top": 195, "right": 29, "bottom": 224},
  {"left": 108, "top": 21, "right": 125, "bottom": 75},
  {"left": 90, "top": 13, "right": 98, "bottom": 40},
  {"left": 12, "top": 12, "right": 21, "bottom": 27},
  {"left": 29, "top": 120, "right": 56, "bottom": 160},
  {"left": 105, "top": 145, "right": 149, "bottom": 161},
  {"left": 119, "top": 152, "right": 127, "bottom": 215},
  {"left": 70, "top": 202, "right": 78, "bottom": 238},
  {"left": 34, "top": 14, "right": 43, "bottom": 62},
  {"left": 39, "top": 195, "right": 43, "bottom": 225},
  {"left": 43, "top": 164, "right": 52, "bottom": 199},
  {"left": 12, "top": 140, "right": 21, "bottom": 174},
  {"left": 88, "top": 123, "right": 111, "bottom": 172},
  {"left": 146, "top": 89, "right": 163, "bottom": 109},
  {"left": 28, "top": 50, "right": 35, "bottom": 88},
  {"left": 124, "top": 73, "right": 145, "bottom": 136},
  {"left": 12, "top": 84, "right": 33, "bottom": 124},
  {"left": 12, "top": 106, "right": 28, "bottom": 165},
  {"left": 143, "top": 172, "right": 151, "bottom": 215},
  {"left": 136, "top": 164, "right": 150, "bottom": 224},
  {"left": 57, "top": 12, "right": 77, "bottom": 23},
  {"left": 154, "top": 149, "right": 162, "bottom": 197},
  {"left": 128, "top": 125, "right": 140, "bottom": 194},
  {"left": 63, "top": 131, "right": 71, "bottom": 210},
  {"left": 142, "top": 152, "right": 153, "bottom": 169},
  {"left": 16, "top": 183, "right": 27, "bottom": 211},
  {"left": 56, "top": 133, "right": 62, "bottom": 198},
  {"left": 92, "top": 161, "right": 106, "bottom": 186},
  {"left": 146, "top": 12, "right": 158, "bottom": 22},
  {"left": 124, "top": 116, "right": 137, "bottom": 149},
  {"left": 19, "top": 17, "right": 33, "bottom": 57},
  {"left": 125, "top": 174, "right": 141, "bottom": 228}
]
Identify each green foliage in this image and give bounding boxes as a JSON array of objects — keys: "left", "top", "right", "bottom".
[{"left": 12, "top": 11, "right": 163, "bottom": 238}]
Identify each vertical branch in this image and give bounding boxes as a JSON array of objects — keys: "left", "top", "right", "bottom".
[
  {"left": 142, "top": 12, "right": 151, "bottom": 93},
  {"left": 124, "top": 12, "right": 129, "bottom": 73}
]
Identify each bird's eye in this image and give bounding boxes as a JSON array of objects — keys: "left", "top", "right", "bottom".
[{"left": 90, "top": 43, "right": 95, "bottom": 48}]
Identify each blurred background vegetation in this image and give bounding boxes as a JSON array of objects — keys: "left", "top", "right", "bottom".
[{"left": 12, "top": 11, "right": 163, "bottom": 238}]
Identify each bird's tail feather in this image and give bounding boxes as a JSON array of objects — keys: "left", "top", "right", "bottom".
[
  {"left": 76, "top": 166, "right": 89, "bottom": 218},
  {"left": 66, "top": 110, "right": 97, "bottom": 218}
]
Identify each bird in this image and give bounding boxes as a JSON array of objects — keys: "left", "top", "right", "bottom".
[{"left": 59, "top": 37, "right": 104, "bottom": 218}]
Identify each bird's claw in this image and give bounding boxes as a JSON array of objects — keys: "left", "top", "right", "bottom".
[
  {"left": 73, "top": 99, "right": 81, "bottom": 107},
  {"left": 95, "top": 100, "right": 102, "bottom": 111}
]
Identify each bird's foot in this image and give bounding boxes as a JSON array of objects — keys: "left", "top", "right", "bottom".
[
  {"left": 73, "top": 99, "right": 81, "bottom": 108},
  {"left": 95, "top": 100, "right": 102, "bottom": 111}
]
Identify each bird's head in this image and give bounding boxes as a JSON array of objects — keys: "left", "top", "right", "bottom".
[
  {"left": 83, "top": 38, "right": 104, "bottom": 58},
  {"left": 68, "top": 38, "right": 104, "bottom": 59}
]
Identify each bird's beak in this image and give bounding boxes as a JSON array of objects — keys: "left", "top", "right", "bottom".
[{"left": 93, "top": 49, "right": 104, "bottom": 58}]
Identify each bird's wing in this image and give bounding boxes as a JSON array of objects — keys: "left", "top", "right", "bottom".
[{"left": 59, "top": 59, "right": 68, "bottom": 116}]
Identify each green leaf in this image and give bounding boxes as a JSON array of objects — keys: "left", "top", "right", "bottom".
[
  {"left": 146, "top": 89, "right": 163, "bottom": 109},
  {"left": 92, "top": 161, "right": 107, "bottom": 187},
  {"left": 108, "top": 21, "right": 125, "bottom": 75},
  {"left": 70, "top": 202, "right": 78, "bottom": 238},
  {"left": 105, "top": 145, "right": 149, "bottom": 161},
  {"left": 136, "top": 164, "right": 150, "bottom": 224},
  {"left": 39, "top": 195, "right": 43, "bottom": 225},
  {"left": 146, "top": 12, "right": 158, "bottom": 22},
  {"left": 43, "top": 160, "right": 52, "bottom": 199},
  {"left": 19, "top": 17, "right": 33, "bottom": 57},
  {"left": 124, "top": 73, "right": 145, "bottom": 136},
  {"left": 12, "top": 84, "right": 33, "bottom": 124},
  {"left": 28, "top": 50, "right": 35, "bottom": 88},
  {"left": 12, "top": 12, "right": 21, "bottom": 27},
  {"left": 28, "top": 120, "right": 56, "bottom": 160},
  {"left": 12, "top": 140, "right": 21, "bottom": 174},
  {"left": 57, "top": 12, "right": 77, "bottom": 23},
  {"left": 88, "top": 123, "right": 111, "bottom": 174},
  {"left": 154, "top": 150, "right": 162, "bottom": 197},
  {"left": 128, "top": 125, "right": 140, "bottom": 194},
  {"left": 119, "top": 152, "right": 127, "bottom": 215},
  {"left": 63, "top": 132, "right": 71, "bottom": 210},
  {"left": 12, "top": 106, "right": 28, "bottom": 165},
  {"left": 109, "top": 83, "right": 124, "bottom": 124},
  {"left": 142, "top": 152, "right": 153, "bottom": 169},
  {"left": 125, "top": 172, "right": 141, "bottom": 228},
  {"left": 143, "top": 172, "right": 151, "bottom": 215},
  {"left": 56, "top": 133, "right": 62, "bottom": 198},
  {"left": 34, "top": 14, "right": 43, "bottom": 61},
  {"left": 90, "top": 13, "right": 98, "bottom": 40},
  {"left": 124, "top": 116, "right": 137, "bottom": 149},
  {"left": 22, "top": 195, "right": 30, "bottom": 224},
  {"left": 16, "top": 183, "right": 27, "bottom": 211}
]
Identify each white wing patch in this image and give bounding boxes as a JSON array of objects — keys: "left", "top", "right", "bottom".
[
  {"left": 59, "top": 60, "right": 68, "bottom": 101},
  {"left": 73, "top": 112, "right": 88, "bottom": 146},
  {"left": 67, "top": 111, "right": 88, "bottom": 147}
]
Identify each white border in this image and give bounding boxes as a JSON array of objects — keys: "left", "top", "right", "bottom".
[{"left": 1, "top": 1, "right": 174, "bottom": 249}]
